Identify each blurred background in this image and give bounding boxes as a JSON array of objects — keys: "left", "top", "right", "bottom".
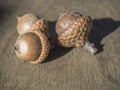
[{"left": 0, "top": 0, "right": 120, "bottom": 90}]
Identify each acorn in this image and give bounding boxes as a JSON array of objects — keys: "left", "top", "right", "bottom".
[
  {"left": 17, "top": 14, "right": 38, "bottom": 35},
  {"left": 15, "top": 13, "right": 50, "bottom": 64},
  {"left": 56, "top": 12, "right": 97, "bottom": 54}
]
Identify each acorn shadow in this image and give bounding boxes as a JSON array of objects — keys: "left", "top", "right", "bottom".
[
  {"left": 89, "top": 18, "right": 120, "bottom": 53},
  {"left": 43, "top": 21, "right": 73, "bottom": 63},
  {"left": 43, "top": 18, "right": 120, "bottom": 63},
  {"left": 44, "top": 45, "right": 73, "bottom": 63}
]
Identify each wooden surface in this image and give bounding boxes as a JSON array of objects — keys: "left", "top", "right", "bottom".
[{"left": 0, "top": 0, "right": 120, "bottom": 90}]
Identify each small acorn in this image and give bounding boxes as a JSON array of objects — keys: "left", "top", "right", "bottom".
[
  {"left": 17, "top": 14, "right": 38, "bottom": 35},
  {"left": 56, "top": 12, "right": 97, "bottom": 54},
  {"left": 15, "top": 13, "right": 50, "bottom": 64}
]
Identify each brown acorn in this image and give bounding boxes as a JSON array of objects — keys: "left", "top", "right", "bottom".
[
  {"left": 17, "top": 14, "right": 38, "bottom": 35},
  {"left": 15, "top": 13, "right": 50, "bottom": 64},
  {"left": 56, "top": 12, "right": 97, "bottom": 54}
]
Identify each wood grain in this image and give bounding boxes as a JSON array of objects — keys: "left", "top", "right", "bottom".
[{"left": 0, "top": 0, "right": 120, "bottom": 90}]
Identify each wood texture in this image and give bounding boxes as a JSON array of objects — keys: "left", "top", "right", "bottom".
[{"left": 0, "top": 0, "right": 120, "bottom": 90}]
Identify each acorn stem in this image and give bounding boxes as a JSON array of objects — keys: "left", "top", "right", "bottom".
[{"left": 82, "top": 40, "right": 97, "bottom": 55}]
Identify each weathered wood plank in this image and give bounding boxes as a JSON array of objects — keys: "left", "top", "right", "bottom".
[{"left": 0, "top": 0, "right": 120, "bottom": 90}]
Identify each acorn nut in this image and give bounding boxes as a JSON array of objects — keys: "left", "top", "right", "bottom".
[
  {"left": 15, "top": 32, "right": 42, "bottom": 61},
  {"left": 17, "top": 14, "right": 38, "bottom": 35},
  {"left": 56, "top": 12, "right": 97, "bottom": 54},
  {"left": 15, "top": 14, "right": 50, "bottom": 64}
]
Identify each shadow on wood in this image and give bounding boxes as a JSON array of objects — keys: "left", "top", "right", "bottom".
[
  {"left": 44, "top": 45, "right": 73, "bottom": 63},
  {"left": 0, "top": 5, "right": 15, "bottom": 25},
  {"left": 43, "top": 21, "right": 73, "bottom": 63},
  {"left": 43, "top": 18, "right": 120, "bottom": 63},
  {"left": 89, "top": 18, "right": 120, "bottom": 53}
]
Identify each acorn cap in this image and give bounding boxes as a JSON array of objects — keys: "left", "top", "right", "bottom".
[
  {"left": 30, "top": 29, "right": 50, "bottom": 64},
  {"left": 30, "top": 19, "right": 49, "bottom": 38}
]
